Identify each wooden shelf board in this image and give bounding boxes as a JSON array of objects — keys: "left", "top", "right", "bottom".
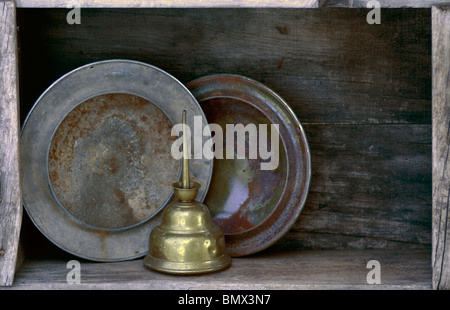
[{"left": 3, "top": 249, "right": 431, "bottom": 289}]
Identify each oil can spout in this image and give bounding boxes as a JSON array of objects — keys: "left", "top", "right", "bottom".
[
  {"left": 181, "top": 110, "right": 190, "bottom": 189},
  {"left": 143, "top": 110, "right": 231, "bottom": 274},
  {"left": 173, "top": 110, "right": 200, "bottom": 202}
]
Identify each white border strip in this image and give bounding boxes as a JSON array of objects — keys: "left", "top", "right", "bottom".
[
  {"left": 348, "top": 0, "right": 450, "bottom": 8},
  {"left": 14, "top": 0, "right": 319, "bottom": 8}
]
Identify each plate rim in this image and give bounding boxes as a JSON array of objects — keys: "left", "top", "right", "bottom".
[{"left": 21, "top": 59, "right": 214, "bottom": 262}]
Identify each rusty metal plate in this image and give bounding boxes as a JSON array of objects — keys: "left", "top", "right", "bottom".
[
  {"left": 186, "top": 74, "right": 311, "bottom": 257},
  {"left": 21, "top": 60, "right": 213, "bottom": 262}
]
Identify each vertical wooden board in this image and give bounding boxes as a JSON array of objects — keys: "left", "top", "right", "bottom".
[
  {"left": 0, "top": 0, "right": 23, "bottom": 286},
  {"left": 432, "top": 5, "right": 450, "bottom": 290}
]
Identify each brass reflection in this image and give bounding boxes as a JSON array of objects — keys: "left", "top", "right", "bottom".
[{"left": 143, "top": 111, "right": 231, "bottom": 274}]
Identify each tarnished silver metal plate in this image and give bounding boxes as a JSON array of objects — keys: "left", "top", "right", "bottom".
[{"left": 21, "top": 60, "right": 213, "bottom": 262}]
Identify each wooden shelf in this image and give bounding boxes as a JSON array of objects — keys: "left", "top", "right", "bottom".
[
  {"left": 1, "top": 2, "right": 448, "bottom": 289},
  {"left": 3, "top": 249, "right": 431, "bottom": 290}
]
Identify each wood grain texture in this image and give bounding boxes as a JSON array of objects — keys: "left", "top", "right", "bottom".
[
  {"left": 1, "top": 249, "right": 431, "bottom": 289},
  {"left": 0, "top": 0, "right": 23, "bottom": 286},
  {"left": 15, "top": 8, "right": 431, "bottom": 256},
  {"left": 16, "top": 8, "right": 431, "bottom": 125},
  {"left": 432, "top": 5, "right": 450, "bottom": 290},
  {"left": 288, "top": 124, "right": 431, "bottom": 250}
]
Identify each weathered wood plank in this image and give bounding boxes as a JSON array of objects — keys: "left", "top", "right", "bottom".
[
  {"left": 0, "top": 0, "right": 23, "bottom": 286},
  {"left": 16, "top": 8, "right": 431, "bottom": 125},
  {"left": 288, "top": 124, "right": 431, "bottom": 250},
  {"left": 2, "top": 249, "right": 431, "bottom": 289},
  {"left": 14, "top": 0, "right": 319, "bottom": 8},
  {"left": 432, "top": 5, "right": 450, "bottom": 290}
]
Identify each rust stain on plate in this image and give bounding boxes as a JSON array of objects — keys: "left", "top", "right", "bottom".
[
  {"left": 201, "top": 97, "right": 287, "bottom": 235},
  {"left": 48, "top": 93, "right": 178, "bottom": 230},
  {"left": 21, "top": 60, "right": 213, "bottom": 261}
]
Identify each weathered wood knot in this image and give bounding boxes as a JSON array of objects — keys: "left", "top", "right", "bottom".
[{"left": 276, "top": 26, "right": 289, "bottom": 35}]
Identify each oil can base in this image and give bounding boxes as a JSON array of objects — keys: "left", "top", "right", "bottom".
[{"left": 143, "top": 253, "right": 231, "bottom": 275}]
